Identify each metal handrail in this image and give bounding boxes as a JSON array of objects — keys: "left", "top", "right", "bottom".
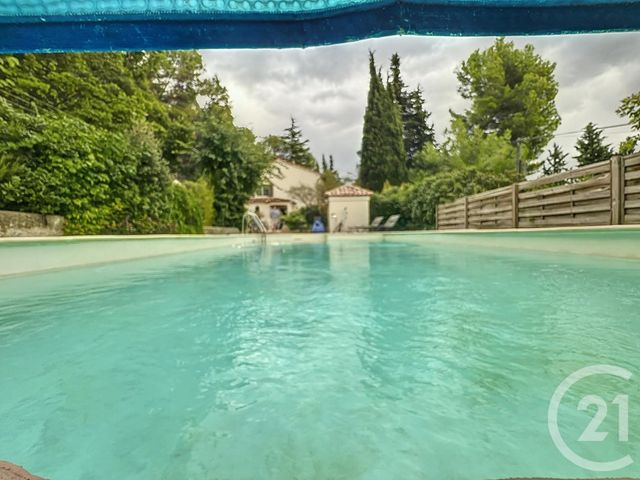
[{"left": 242, "top": 211, "right": 267, "bottom": 237}]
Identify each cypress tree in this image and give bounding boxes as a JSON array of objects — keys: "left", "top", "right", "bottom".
[
  {"left": 321, "top": 154, "right": 328, "bottom": 172},
  {"left": 542, "top": 143, "right": 568, "bottom": 176},
  {"left": 358, "top": 52, "right": 407, "bottom": 191},
  {"left": 575, "top": 123, "right": 612, "bottom": 166},
  {"left": 389, "top": 53, "right": 408, "bottom": 114},
  {"left": 329, "top": 154, "right": 335, "bottom": 173},
  {"left": 388, "top": 53, "right": 435, "bottom": 169}
]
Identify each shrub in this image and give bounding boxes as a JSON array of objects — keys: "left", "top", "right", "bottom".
[
  {"left": 370, "top": 184, "right": 414, "bottom": 230},
  {"left": 281, "top": 210, "right": 308, "bottom": 232},
  {"left": 184, "top": 177, "right": 215, "bottom": 227},
  {"left": 298, "top": 205, "right": 325, "bottom": 226},
  {"left": 371, "top": 167, "right": 514, "bottom": 230},
  {"left": 0, "top": 101, "right": 212, "bottom": 235},
  {"left": 167, "top": 183, "right": 204, "bottom": 234}
]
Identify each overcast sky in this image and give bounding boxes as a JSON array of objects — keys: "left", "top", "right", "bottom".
[{"left": 201, "top": 32, "right": 640, "bottom": 177}]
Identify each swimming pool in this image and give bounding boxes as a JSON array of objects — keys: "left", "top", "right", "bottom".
[{"left": 0, "top": 235, "right": 639, "bottom": 479}]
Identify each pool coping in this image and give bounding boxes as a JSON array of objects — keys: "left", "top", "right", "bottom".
[{"left": 2, "top": 223, "right": 640, "bottom": 243}]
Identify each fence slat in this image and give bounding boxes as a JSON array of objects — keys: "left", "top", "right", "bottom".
[
  {"left": 466, "top": 186, "right": 512, "bottom": 202},
  {"left": 624, "top": 154, "right": 640, "bottom": 168},
  {"left": 519, "top": 161, "right": 610, "bottom": 191},
  {"left": 518, "top": 202, "right": 610, "bottom": 218},
  {"left": 518, "top": 176, "right": 610, "bottom": 200},
  {"left": 467, "top": 205, "right": 513, "bottom": 215},
  {"left": 518, "top": 188, "right": 610, "bottom": 209},
  {"left": 518, "top": 214, "right": 610, "bottom": 227}
]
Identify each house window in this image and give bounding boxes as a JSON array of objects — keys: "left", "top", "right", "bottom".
[{"left": 258, "top": 183, "right": 273, "bottom": 197}]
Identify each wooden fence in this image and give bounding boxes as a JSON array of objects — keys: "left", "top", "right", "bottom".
[{"left": 436, "top": 153, "right": 640, "bottom": 230}]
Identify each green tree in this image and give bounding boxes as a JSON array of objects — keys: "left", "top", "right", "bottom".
[
  {"left": 412, "top": 117, "right": 520, "bottom": 177},
  {"left": 617, "top": 90, "right": 640, "bottom": 155},
  {"left": 455, "top": 38, "right": 560, "bottom": 159},
  {"left": 0, "top": 51, "right": 244, "bottom": 234},
  {"left": 195, "top": 107, "right": 273, "bottom": 227},
  {"left": 618, "top": 137, "right": 638, "bottom": 156},
  {"left": 0, "top": 51, "right": 228, "bottom": 180},
  {"left": 358, "top": 52, "right": 407, "bottom": 191},
  {"left": 574, "top": 122, "right": 612, "bottom": 166},
  {"left": 542, "top": 143, "right": 568, "bottom": 176}
]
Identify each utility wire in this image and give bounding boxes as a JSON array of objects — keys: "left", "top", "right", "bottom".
[
  {"left": 0, "top": 88, "right": 120, "bottom": 136},
  {"left": 517, "top": 121, "right": 633, "bottom": 144}
]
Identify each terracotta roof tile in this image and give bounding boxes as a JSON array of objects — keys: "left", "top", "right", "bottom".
[{"left": 325, "top": 185, "right": 374, "bottom": 197}]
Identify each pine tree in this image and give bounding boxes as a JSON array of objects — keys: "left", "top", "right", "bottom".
[
  {"left": 281, "top": 117, "right": 317, "bottom": 169},
  {"left": 542, "top": 143, "right": 568, "bottom": 176},
  {"left": 388, "top": 53, "right": 435, "bottom": 169},
  {"left": 358, "top": 52, "right": 407, "bottom": 191},
  {"left": 575, "top": 123, "right": 612, "bottom": 167}
]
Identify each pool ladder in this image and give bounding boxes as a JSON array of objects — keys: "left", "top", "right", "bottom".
[{"left": 242, "top": 211, "right": 267, "bottom": 241}]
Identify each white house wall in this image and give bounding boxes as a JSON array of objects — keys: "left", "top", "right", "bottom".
[
  {"left": 328, "top": 196, "right": 370, "bottom": 232},
  {"left": 270, "top": 160, "right": 321, "bottom": 208}
]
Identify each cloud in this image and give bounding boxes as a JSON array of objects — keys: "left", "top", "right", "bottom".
[{"left": 201, "top": 32, "right": 640, "bottom": 175}]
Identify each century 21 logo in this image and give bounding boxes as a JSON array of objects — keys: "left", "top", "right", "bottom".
[{"left": 548, "top": 365, "right": 633, "bottom": 472}]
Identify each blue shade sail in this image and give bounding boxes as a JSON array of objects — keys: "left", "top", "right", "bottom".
[{"left": 0, "top": 0, "right": 639, "bottom": 52}]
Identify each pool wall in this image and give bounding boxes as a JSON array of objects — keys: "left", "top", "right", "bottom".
[
  {"left": 388, "top": 226, "right": 640, "bottom": 260},
  {"left": 0, "top": 235, "right": 261, "bottom": 277},
  {"left": 1, "top": 226, "right": 639, "bottom": 277}
]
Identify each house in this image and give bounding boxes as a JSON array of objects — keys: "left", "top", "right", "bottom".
[{"left": 247, "top": 158, "right": 321, "bottom": 230}]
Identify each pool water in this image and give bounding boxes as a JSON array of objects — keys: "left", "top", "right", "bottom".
[{"left": 0, "top": 240, "right": 639, "bottom": 479}]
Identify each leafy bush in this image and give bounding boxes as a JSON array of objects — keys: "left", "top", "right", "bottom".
[
  {"left": 371, "top": 167, "right": 514, "bottom": 230},
  {"left": 408, "top": 167, "right": 514, "bottom": 228},
  {"left": 184, "top": 177, "right": 214, "bottom": 227},
  {"left": 281, "top": 210, "right": 308, "bottom": 232},
  {"left": 167, "top": 182, "right": 203, "bottom": 234},
  {"left": 0, "top": 101, "right": 211, "bottom": 234},
  {"left": 370, "top": 185, "right": 414, "bottom": 229},
  {"left": 298, "top": 205, "right": 325, "bottom": 226}
]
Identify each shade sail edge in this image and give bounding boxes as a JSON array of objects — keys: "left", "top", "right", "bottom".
[{"left": 1, "top": 1, "right": 639, "bottom": 52}]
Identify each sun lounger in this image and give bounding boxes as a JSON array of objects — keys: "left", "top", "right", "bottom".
[{"left": 379, "top": 214, "right": 400, "bottom": 230}]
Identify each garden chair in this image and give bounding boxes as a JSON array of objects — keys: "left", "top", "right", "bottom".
[
  {"left": 353, "top": 216, "right": 384, "bottom": 232},
  {"left": 379, "top": 214, "right": 400, "bottom": 230}
]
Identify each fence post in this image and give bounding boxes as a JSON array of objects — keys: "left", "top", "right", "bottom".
[
  {"left": 463, "top": 196, "right": 469, "bottom": 229},
  {"left": 511, "top": 183, "right": 519, "bottom": 228},
  {"left": 610, "top": 155, "right": 624, "bottom": 225},
  {"left": 435, "top": 206, "right": 439, "bottom": 230}
]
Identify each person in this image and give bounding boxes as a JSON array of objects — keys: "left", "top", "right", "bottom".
[{"left": 270, "top": 206, "right": 282, "bottom": 232}]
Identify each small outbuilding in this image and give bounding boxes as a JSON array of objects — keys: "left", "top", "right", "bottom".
[{"left": 325, "top": 185, "right": 373, "bottom": 233}]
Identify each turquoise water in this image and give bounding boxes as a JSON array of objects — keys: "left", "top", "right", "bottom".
[{"left": 0, "top": 240, "right": 639, "bottom": 479}]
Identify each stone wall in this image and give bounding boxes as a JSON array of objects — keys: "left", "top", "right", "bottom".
[{"left": 0, "top": 210, "right": 64, "bottom": 237}]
